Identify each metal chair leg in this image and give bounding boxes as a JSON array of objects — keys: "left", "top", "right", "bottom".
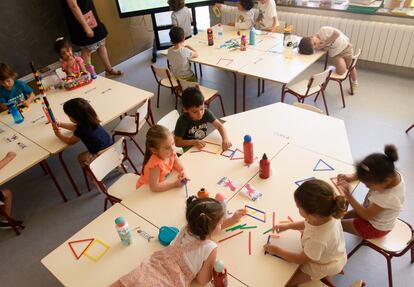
[
  {"left": 405, "top": 124, "right": 414, "bottom": 133},
  {"left": 339, "top": 81, "right": 346, "bottom": 108},
  {"left": 156, "top": 84, "right": 161, "bottom": 108},
  {"left": 130, "top": 136, "right": 145, "bottom": 155},
  {"left": 321, "top": 90, "right": 330, "bottom": 115}
]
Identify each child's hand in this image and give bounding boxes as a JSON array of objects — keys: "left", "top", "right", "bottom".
[
  {"left": 264, "top": 243, "right": 282, "bottom": 257},
  {"left": 215, "top": 3, "right": 222, "bottom": 9},
  {"left": 52, "top": 123, "right": 61, "bottom": 136},
  {"left": 84, "top": 26, "right": 94, "bottom": 38},
  {"left": 337, "top": 180, "right": 351, "bottom": 197},
  {"left": 5, "top": 151, "right": 16, "bottom": 161},
  {"left": 221, "top": 139, "right": 232, "bottom": 151},
  {"left": 337, "top": 173, "right": 354, "bottom": 183},
  {"left": 231, "top": 208, "right": 247, "bottom": 222},
  {"left": 193, "top": 140, "right": 206, "bottom": 149},
  {"left": 23, "top": 100, "right": 31, "bottom": 107},
  {"left": 273, "top": 224, "right": 290, "bottom": 233}
]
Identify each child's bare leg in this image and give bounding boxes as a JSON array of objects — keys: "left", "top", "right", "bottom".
[
  {"left": 350, "top": 67, "right": 357, "bottom": 82},
  {"left": 81, "top": 47, "right": 92, "bottom": 65},
  {"left": 335, "top": 57, "right": 347, "bottom": 75},
  {"left": 78, "top": 152, "right": 101, "bottom": 191},
  {"left": 286, "top": 269, "right": 312, "bottom": 287},
  {"left": 341, "top": 219, "right": 360, "bottom": 236},
  {"left": 2, "top": 189, "right": 12, "bottom": 217},
  {"left": 108, "top": 280, "right": 124, "bottom": 287}
]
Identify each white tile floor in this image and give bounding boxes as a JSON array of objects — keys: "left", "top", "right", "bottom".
[{"left": 0, "top": 48, "right": 413, "bottom": 287}]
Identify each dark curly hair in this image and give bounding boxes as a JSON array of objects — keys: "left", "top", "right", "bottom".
[
  {"left": 239, "top": 0, "right": 254, "bottom": 11},
  {"left": 168, "top": 0, "right": 185, "bottom": 12},
  {"left": 298, "top": 37, "right": 314, "bottom": 55}
]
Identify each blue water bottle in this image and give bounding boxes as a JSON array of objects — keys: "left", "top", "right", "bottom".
[
  {"left": 7, "top": 102, "right": 24, "bottom": 124},
  {"left": 249, "top": 27, "right": 256, "bottom": 45}
]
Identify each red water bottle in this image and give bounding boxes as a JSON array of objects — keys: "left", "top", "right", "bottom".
[
  {"left": 212, "top": 260, "right": 228, "bottom": 287},
  {"left": 243, "top": 135, "right": 254, "bottom": 164},
  {"left": 259, "top": 153, "right": 270, "bottom": 179},
  {"left": 207, "top": 28, "right": 214, "bottom": 46}
]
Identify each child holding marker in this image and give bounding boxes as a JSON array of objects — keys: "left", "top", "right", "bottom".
[
  {"left": 174, "top": 87, "right": 231, "bottom": 151},
  {"left": 136, "top": 125, "right": 186, "bottom": 192},
  {"left": 0, "top": 63, "right": 35, "bottom": 112},
  {"left": 54, "top": 37, "right": 87, "bottom": 76},
  {"left": 111, "top": 196, "right": 245, "bottom": 287},
  {"left": 53, "top": 98, "right": 113, "bottom": 167},
  {"left": 255, "top": 0, "right": 279, "bottom": 32},
  {"left": 264, "top": 179, "right": 347, "bottom": 286},
  {"left": 337, "top": 144, "right": 405, "bottom": 239},
  {"left": 168, "top": 0, "right": 192, "bottom": 39},
  {"left": 215, "top": 0, "right": 255, "bottom": 30}
]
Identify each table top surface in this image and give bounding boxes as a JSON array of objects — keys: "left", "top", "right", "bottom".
[
  {"left": 0, "top": 76, "right": 153, "bottom": 154},
  {"left": 0, "top": 122, "right": 49, "bottom": 185}
]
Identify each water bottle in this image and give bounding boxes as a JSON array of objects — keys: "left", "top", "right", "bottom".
[
  {"left": 115, "top": 216, "right": 133, "bottom": 246},
  {"left": 86, "top": 64, "right": 97, "bottom": 79},
  {"left": 217, "top": 23, "right": 224, "bottom": 39},
  {"left": 7, "top": 102, "right": 24, "bottom": 124},
  {"left": 207, "top": 28, "right": 214, "bottom": 46},
  {"left": 249, "top": 27, "right": 256, "bottom": 45},
  {"left": 212, "top": 260, "right": 228, "bottom": 287},
  {"left": 240, "top": 35, "right": 247, "bottom": 51},
  {"left": 243, "top": 135, "right": 254, "bottom": 164},
  {"left": 259, "top": 153, "right": 270, "bottom": 179},
  {"left": 215, "top": 193, "right": 228, "bottom": 218}
]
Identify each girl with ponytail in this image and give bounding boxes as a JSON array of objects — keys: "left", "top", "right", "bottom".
[
  {"left": 264, "top": 179, "right": 348, "bottom": 286},
  {"left": 112, "top": 196, "right": 245, "bottom": 286},
  {"left": 338, "top": 144, "right": 405, "bottom": 239},
  {"left": 136, "top": 125, "right": 185, "bottom": 192}
]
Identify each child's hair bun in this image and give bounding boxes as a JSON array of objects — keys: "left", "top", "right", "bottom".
[
  {"left": 186, "top": 195, "right": 198, "bottom": 207},
  {"left": 332, "top": 195, "right": 347, "bottom": 219},
  {"left": 384, "top": 144, "right": 398, "bottom": 162}
]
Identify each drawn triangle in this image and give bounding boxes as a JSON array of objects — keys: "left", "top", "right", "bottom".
[
  {"left": 230, "top": 148, "right": 244, "bottom": 160},
  {"left": 313, "top": 159, "right": 334, "bottom": 171},
  {"left": 294, "top": 177, "right": 316, "bottom": 187},
  {"left": 68, "top": 238, "right": 95, "bottom": 260}
]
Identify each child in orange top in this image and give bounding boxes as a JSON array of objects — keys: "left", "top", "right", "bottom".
[{"left": 137, "top": 125, "right": 185, "bottom": 192}]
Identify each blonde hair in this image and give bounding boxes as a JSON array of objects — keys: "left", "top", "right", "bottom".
[{"left": 142, "top": 125, "right": 172, "bottom": 174}]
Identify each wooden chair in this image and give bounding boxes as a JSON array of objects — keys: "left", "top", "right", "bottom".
[
  {"left": 177, "top": 79, "right": 226, "bottom": 116},
  {"left": 298, "top": 279, "right": 364, "bottom": 287},
  {"left": 83, "top": 137, "right": 139, "bottom": 192},
  {"left": 112, "top": 99, "right": 154, "bottom": 155},
  {"left": 347, "top": 218, "right": 414, "bottom": 287},
  {"left": 282, "top": 69, "right": 332, "bottom": 115},
  {"left": 326, "top": 49, "right": 361, "bottom": 107},
  {"left": 406, "top": 124, "right": 414, "bottom": 133},
  {"left": 86, "top": 138, "right": 140, "bottom": 211},
  {"left": 0, "top": 205, "right": 24, "bottom": 236},
  {"left": 293, "top": 102, "right": 324, "bottom": 114},
  {"left": 150, "top": 65, "right": 179, "bottom": 108},
  {"left": 157, "top": 110, "right": 184, "bottom": 155}
]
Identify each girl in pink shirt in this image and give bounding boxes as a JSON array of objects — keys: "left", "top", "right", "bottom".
[
  {"left": 54, "top": 37, "right": 87, "bottom": 76},
  {"left": 137, "top": 125, "right": 185, "bottom": 192}
]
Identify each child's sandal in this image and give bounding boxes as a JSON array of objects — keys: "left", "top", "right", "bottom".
[{"left": 105, "top": 68, "right": 123, "bottom": 78}]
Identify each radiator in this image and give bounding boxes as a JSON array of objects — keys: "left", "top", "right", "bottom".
[{"left": 278, "top": 11, "right": 414, "bottom": 68}]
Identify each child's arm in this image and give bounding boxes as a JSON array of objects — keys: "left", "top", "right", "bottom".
[
  {"left": 66, "top": 0, "right": 94, "bottom": 37},
  {"left": 264, "top": 245, "right": 310, "bottom": 265},
  {"left": 0, "top": 152, "right": 16, "bottom": 170},
  {"left": 318, "top": 29, "right": 339, "bottom": 49},
  {"left": 184, "top": 45, "right": 198, "bottom": 58},
  {"left": 263, "top": 17, "right": 278, "bottom": 32},
  {"left": 212, "top": 120, "right": 232, "bottom": 150},
  {"left": 56, "top": 121, "right": 77, "bottom": 131},
  {"left": 222, "top": 208, "right": 247, "bottom": 229},
  {"left": 23, "top": 92, "right": 35, "bottom": 107},
  {"left": 173, "top": 157, "right": 185, "bottom": 176},
  {"left": 337, "top": 181, "right": 384, "bottom": 221},
  {"left": 273, "top": 221, "right": 305, "bottom": 233},
  {"left": 148, "top": 166, "right": 183, "bottom": 192},
  {"left": 174, "top": 135, "right": 206, "bottom": 150},
  {"left": 195, "top": 248, "right": 217, "bottom": 285},
  {"left": 53, "top": 124, "right": 80, "bottom": 145},
  {"left": 337, "top": 173, "right": 358, "bottom": 183},
  {"left": 0, "top": 103, "right": 7, "bottom": 112}
]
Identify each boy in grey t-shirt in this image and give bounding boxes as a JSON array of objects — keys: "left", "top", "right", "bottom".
[{"left": 167, "top": 27, "right": 198, "bottom": 81}]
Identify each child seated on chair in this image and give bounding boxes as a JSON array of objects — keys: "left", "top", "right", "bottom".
[
  {"left": 337, "top": 144, "right": 405, "bottom": 240},
  {"left": 136, "top": 125, "right": 186, "bottom": 192},
  {"left": 0, "top": 151, "right": 23, "bottom": 229},
  {"left": 298, "top": 26, "right": 358, "bottom": 94},
  {"left": 255, "top": 0, "right": 279, "bottom": 32},
  {"left": 168, "top": 0, "right": 192, "bottom": 39},
  {"left": 174, "top": 87, "right": 231, "bottom": 152},
  {"left": 215, "top": 0, "right": 255, "bottom": 30},
  {"left": 264, "top": 179, "right": 347, "bottom": 286},
  {"left": 0, "top": 63, "right": 35, "bottom": 112},
  {"left": 54, "top": 37, "right": 87, "bottom": 76},
  {"left": 167, "top": 26, "right": 198, "bottom": 82}
]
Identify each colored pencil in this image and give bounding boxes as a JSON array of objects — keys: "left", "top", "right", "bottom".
[
  {"left": 263, "top": 227, "right": 273, "bottom": 235},
  {"left": 245, "top": 213, "right": 266, "bottom": 223},
  {"left": 245, "top": 205, "right": 266, "bottom": 214},
  {"left": 225, "top": 223, "right": 246, "bottom": 232},
  {"left": 248, "top": 231, "right": 252, "bottom": 255},
  {"left": 272, "top": 212, "right": 275, "bottom": 234},
  {"left": 218, "top": 231, "right": 244, "bottom": 243},
  {"left": 279, "top": 220, "right": 290, "bottom": 224},
  {"left": 264, "top": 235, "right": 271, "bottom": 254},
  {"left": 288, "top": 216, "right": 294, "bottom": 223},
  {"left": 240, "top": 226, "right": 257, "bottom": 230},
  {"left": 204, "top": 140, "right": 221, "bottom": 146}
]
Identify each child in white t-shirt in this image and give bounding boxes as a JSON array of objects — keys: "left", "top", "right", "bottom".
[
  {"left": 338, "top": 144, "right": 405, "bottom": 239},
  {"left": 256, "top": 0, "right": 279, "bottom": 32},
  {"left": 299, "top": 26, "right": 358, "bottom": 94},
  {"left": 167, "top": 26, "right": 198, "bottom": 82},
  {"left": 264, "top": 179, "right": 347, "bottom": 286},
  {"left": 168, "top": 0, "right": 193, "bottom": 38},
  {"left": 110, "top": 196, "right": 246, "bottom": 287},
  {"left": 215, "top": 0, "right": 255, "bottom": 30}
]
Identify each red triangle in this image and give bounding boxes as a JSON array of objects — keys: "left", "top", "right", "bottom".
[{"left": 68, "top": 238, "right": 95, "bottom": 260}]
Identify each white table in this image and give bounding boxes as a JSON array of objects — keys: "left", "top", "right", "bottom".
[
  {"left": 0, "top": 122, "right": 65, "bottom": 201},
  {"left": 0, "top": 76, "right": 153, "bottom": 197}
]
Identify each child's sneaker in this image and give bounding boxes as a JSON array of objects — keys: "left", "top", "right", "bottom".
[
  {"left": 348, "top": 81, "right": 358, "bottom": 95},
  {"left": 0, "top": 221, "right": 12, "bottom": 229}
]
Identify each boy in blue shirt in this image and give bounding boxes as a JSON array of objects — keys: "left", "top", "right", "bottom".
[{"left": 0, "top": 63, "right": 35, "bottom": 112}]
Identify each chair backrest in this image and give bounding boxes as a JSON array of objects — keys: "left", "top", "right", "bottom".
[
  {"left": 177, "top": 78, "right": 200, "bottom": 95},
  {"left": 157, "top": 110, "right": 180, "bottom": 132},
  {"left": 135, "top": 99, "right": 149, "bottom": 123},
  {"left": 89, "top": 138, "right": 125, "bottom": 182},
  {"left": 307, "top": 68, "right": 332, "bottom": 93},
  {"left": 150, "top": 65, "right": 175, "bottom": 86},
  {"left": 293, "top": 102, "right": 323, "bottom": 114},
  {"left": 348, "top": 48, "right": 362, "bottom": 72}
]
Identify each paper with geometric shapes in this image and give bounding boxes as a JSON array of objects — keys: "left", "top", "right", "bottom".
[
  {"left": 294, "top": 177, "right": 316, "bottom": 187},
  {"left": 313, "top": 159, "right": 334, "bottom": 171}
]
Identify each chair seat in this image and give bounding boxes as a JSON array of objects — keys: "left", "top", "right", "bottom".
[
  {"left": 287, "top": 80, "right": 321, "bottom": 96},
  {"left": 366, "top": 219, "right": 413, "bottom": 253},
  {"left": 330, "top": 71, "right": 348, "bottom": 80},
  {"left": 160, "top": 77, "right": 178, "bottom": 88},
  {"left": 108, "top": 173, "right": 140, "bottom": 200},
  {"left": 113, "top": 116, "right": 146, "bottom": 134},
  {"left": 299, "top": 281, "right": 328, "bottom": 287},
  {"left": 198, "top": 85, "right": 219, "bottom": 101}
]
